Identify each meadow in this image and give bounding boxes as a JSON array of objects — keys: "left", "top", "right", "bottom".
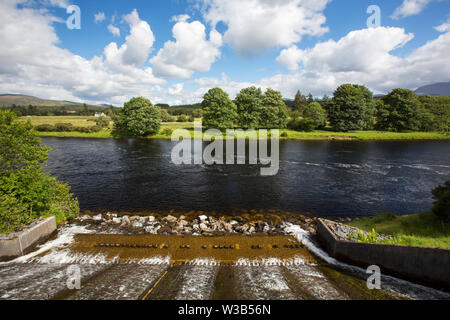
[{"left": 21, "top": 116, "right": 450, "bottom": 140}]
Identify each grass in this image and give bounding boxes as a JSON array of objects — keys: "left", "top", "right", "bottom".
[
  {"left": 346, "top": 212, "right": 450, "bottom": 249},
  {"left": 21, "top": 116, "right": 450, "bottom": 140}
]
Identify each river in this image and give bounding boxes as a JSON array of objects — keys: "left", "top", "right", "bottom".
[{"left": 42, "top": 138, "right": 450, "bottom": 217}]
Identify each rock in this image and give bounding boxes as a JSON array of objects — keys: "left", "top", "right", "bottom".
[
  {"left": 199, "top": 223, "right": 211, "bottom": 232},
  {"left": 178, "top": 220, "right": 189, "bottom": 227},
  {"left": 148, "top": 216, "right": 155, "bottom": 222},
  {"left": 192, "top": 224, "right": 200, "bottom": 231},
  {"left": 198, "top": 215, "right": 208, "bottom": 222},
  {"left": 93, "top": 214, "right": 103, "bottom": 221},
  {"left": 179, "top": 215, "right": 186, "bottom": 220},
  {"left": 165, "top": 215, "right": 177, "bottom": 223},
  {"left": 248, "top": 226, "right": 256, "bottom": 233},
  {"left": 112, "top": 217, "right": 122, "bottom": 224},
  {"left": 223, "top": 222, "right": 233, "bottom": 233},
  {"left": 263, "top": 225, "right": 270, "bottom": 233},
  {"left": 132, "top": 221, "right": 143, "bottom": 229},
  {"left": 122, "top": 215, "right": 131, "bottom": 225}
]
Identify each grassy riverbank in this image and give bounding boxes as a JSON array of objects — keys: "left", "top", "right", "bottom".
[
  {"left": 347, "top": 213, "right": 450, "bottom": 249},
  {"left": 22, "top": 116, "right": 450, "bottom": 140}
]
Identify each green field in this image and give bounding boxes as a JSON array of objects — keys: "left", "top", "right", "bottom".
[
  {"left": 347, "top": 213, "right": 450, "bottom": 249},
  {"left": 22, "top": 116, "right": 450, "bottom": 140}
]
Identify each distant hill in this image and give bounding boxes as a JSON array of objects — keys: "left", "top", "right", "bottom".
[
  {"left": 0, "top": 94, "right": 112, "bottom": 108},
  {"left": 415, "top": 82, "right": 450, "bottom": 97}
]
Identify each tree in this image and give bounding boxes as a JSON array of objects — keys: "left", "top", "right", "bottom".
[
  {"left": 260, "top": 88, "right": 289, "bottom": 129},
  {"left": 376, "top": 89, "right": 420, "bottom": 131},
  {"left": 431, "top": 181, "right": 450, "bottom": 220},
  {"left": 293, "top": 90, "right": 307, "bottom": 114},
  {"left": 235, "top": 87, "right": 265, "bottom": 129},
  {"left": 328, "top": 84, "right": 372, "bottom": 132},
  {"left": 112, "top": 97, "right": 162, "bottom": 137},
  {"left": 202, "top": 88, "right": 237, "bottom": 130},
  {"left": 0, "top": 110, "right": 79, "bottom": 232},
  {"left": 82, "top": 104, "right": 90, "bottom": 116},
  {"left": 303, "top": 102, "right": 327, "bottom": 129},
  {"left": 160, "top": 108, "right": 174, "bottom": 122},
  {"left": 307, "top": 93, "right": 314, "bottom": 104}
]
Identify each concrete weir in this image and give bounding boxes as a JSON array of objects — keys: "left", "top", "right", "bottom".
[
  {"left": 0, "top": 217, "right": 57, "bottom": 261},
  {"left": 316, "top": 218, "right": 450, "bottom": 290}
]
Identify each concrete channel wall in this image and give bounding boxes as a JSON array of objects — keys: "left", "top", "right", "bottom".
[
  {"left": 0, "top": 216, "right": 56, "bottom": 261},
  {"left": 316, "top": 218, "right": 450, "bottom": 289}
]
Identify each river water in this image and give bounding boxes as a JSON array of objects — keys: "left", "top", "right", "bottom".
[{"left": 42, "top": 138, "right": 450, "bottom": 217}]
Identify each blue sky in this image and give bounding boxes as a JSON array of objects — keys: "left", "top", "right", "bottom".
[{"left": 1, "top": 0, "right": 449, "bottom": 106}]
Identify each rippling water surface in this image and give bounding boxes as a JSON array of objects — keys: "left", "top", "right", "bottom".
[{"left": 42, "top": 138, "right": 450, "bottom": 217}]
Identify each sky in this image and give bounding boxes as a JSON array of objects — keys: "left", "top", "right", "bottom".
[{"left": 0, "top": 0, "right": 449, "bottom": 106}]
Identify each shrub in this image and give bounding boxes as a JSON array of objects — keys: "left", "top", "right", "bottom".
[
  {"left": 0, "top": 110, "right": 79, "bottom": 232},
  {"left": 177, "top": 114, "right": 188, "bottom": 122},
  {"left": 35, "top": 124, "right": 56, "bottom": 132},
  {"left": 161, "top": 128, "right": 173, "bottom": 136},
  {"left": 0, "top": 194, "right": 30, "bottom": 233},
  {"left": 287, "top": 118, "right": 315, "bottom": 132},
  {"left": 95, "top": 116, "right": 110, "bottom": 128},
  {"left": 88, "top": 125, "right": 102, "bottom": 133},
  {"left": 55, "top": 123, "right": 74, "bottom": 132},
  {"left": 160, "top": 109, "right": 174, "bottom": 122},
  {"left": 432, "top": 181, "right": 450, "bottom": 220}
]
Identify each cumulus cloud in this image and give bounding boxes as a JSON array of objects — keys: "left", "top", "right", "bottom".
[
  {"left": 107, "top": 24, "right": 120, "bottom": 36},
  {"left": 199, "top": 0, "right": 331, "bottom": 56},
  {"left": 94, "top": 12, "right": 106, "bottom": 23},
  {"left": 435, "top": 17, "right": 450, "bottom": 32},
  {"left": 392, "top": 0, "right": 431, "bottom": 19},
  {"left": 0, "top": 1, "right": 165, "bottom": 105},
  {"left": 264, "top": 27, "right": 450, "bottom": 97},
  {"left": 150, "top": 18, "right": 222, "bottom": 79},
  {"left": 276, "top": 46, "right": 304, "bottom": 71},
  {"left": 104, "top": 9, "right": 155, "bottom": 70}
]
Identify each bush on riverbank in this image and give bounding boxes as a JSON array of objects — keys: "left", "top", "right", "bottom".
[
  {"left": 35, "top": 123, "right": 103, "bottom": 133},
  {"left": 0, "top": 110, "right": 79, "bottom": 233}
]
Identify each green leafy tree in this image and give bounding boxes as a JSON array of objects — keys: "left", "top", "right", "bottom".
[
  {"left": 235, "top": 87, "right": 265, "bottom": 129},
  {"left": 293, "top": 90, "right": 307, "bottom": 114},
  {"left": 303, "top": 102, "right": 327, "bottom": 129},
  {"left": 95, "top": 116, "right": 110, "bottom": 128},
  {"left": 260, "top": 88, "right": 288, "bottom": 129},
  {"left": 418, "top": 95, "right": 450, "bottom": 133},
  {"left": 82, "top": 104, "right": 90, "bottom": 116},
  {"left": 112, "top": 97, "right": 162, "bottom": 137},
  {"left": 328, "top": 84, "right": 371, "bottom": 132},
  {"left": 376, "top": 89, "right": 421, "bottom": 131},
  {"left": 202, "top": 88, "right": 237, "bottom": 130},
  {"left": 160, "top": 109, "right": 174, "bottom": 122},
  {"left": 307, "top": 93, "right": 314, "bottom": 104},
  {"left": 0, "top": 110, "right": 79, "bottom": 232},
  {"left": 431, "top": 181, "right": 450, "bottom": 220}
]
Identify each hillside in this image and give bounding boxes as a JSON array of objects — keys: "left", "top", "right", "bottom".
[
  {"left": 0, "top": 94, "right": 84, "bottom": 107},
  {"left": 415, "top": 82, "right": 450, "bottom": 96}
]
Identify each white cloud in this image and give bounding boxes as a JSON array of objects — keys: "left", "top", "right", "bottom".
[
  {"left": 150, "top": 18, "right": 222, "bottom": 79},
  {"left": 199, "top": 0, "right": 331, "bottom": 56},
  {"left": 107, "top": 24, "right": 120, "bottom": 37},
  {"left": 94, "top": 12, "right": 106, "bottom": 23},
  {"left": 276, "top": 46, "right": 304, "bottom": 71},
  {"left": 170, "top": 14, "right": 190, "bottom": 23},
  {"left": 392, "top": 0, "right": 431, "bottom": 19},
  {"left": 264, "top": 27, "right": 450, "bottom": 97},
  {"left": 0, "top": 1, "right": 165, "bottom": 106},
  {"left": 435, "top": 17, "right": 450, "bottom": 32},
  {"left": 105, "top": 9, "right": 155, "bottom": 69}
]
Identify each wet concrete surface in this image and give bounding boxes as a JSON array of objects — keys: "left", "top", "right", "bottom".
[{"left": 1, "top": 227, "right": 449, "bottom": 300}]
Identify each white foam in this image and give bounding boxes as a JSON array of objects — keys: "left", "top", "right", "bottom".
[{"left": 284, "top": 223, "right": 450, "bottom": 300}]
